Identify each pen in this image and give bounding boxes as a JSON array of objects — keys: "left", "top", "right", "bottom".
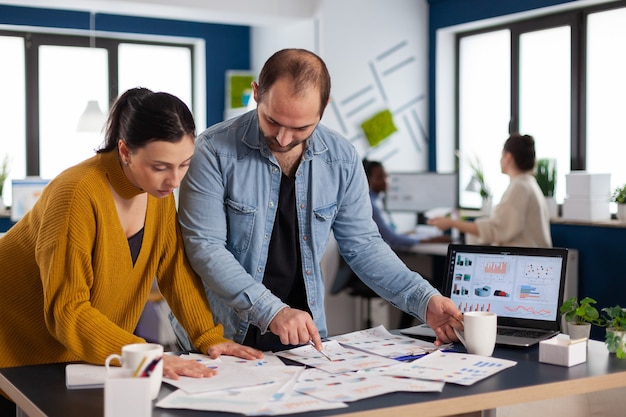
[
  {"left": 132, "top": 356, "right": 148, "bottom": 378},
  {"left": 309, "top": 340, "right": 333, "bottom": 361},
  {"left": 141, "top": 356, "right": 163, "bottom": 377}
]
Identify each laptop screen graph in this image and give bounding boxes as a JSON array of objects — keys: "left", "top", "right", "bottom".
[{"left": 446, "top": 245, "right": 567, "bottom": 325}]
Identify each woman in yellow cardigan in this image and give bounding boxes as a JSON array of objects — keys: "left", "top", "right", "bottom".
[{"left": 0, "top": 88, "right": 262, "bottom": 412}]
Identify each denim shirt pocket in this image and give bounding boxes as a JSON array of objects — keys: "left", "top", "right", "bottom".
[
  {"left": 312, "top": 202, "right": 337, "bottom": 252},
  {"left": 225, "top": 198, "right": 256, "bottom": 253}
]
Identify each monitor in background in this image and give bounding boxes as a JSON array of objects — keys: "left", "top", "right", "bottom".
[
  {"left": 385, "top": 172, "right": 457, "bottom": 213},
  {"left": 11, "top": 178, "right": 49, "bottom": 222}
]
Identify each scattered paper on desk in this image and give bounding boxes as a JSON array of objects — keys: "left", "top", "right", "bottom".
[
  {"left": 293, "top": 367, "right": 443, "bottom": 402},
  {"left": 65, "top": 364, "right": 107, "bottom": 389},
  {"left": 158, "top": 367, "right": 345, "bottom": 416},
  {"left": 163, "top": 365, "right": 286, "bottom": 394},
  {"left": 180, "top": 352, "right": 286, "bottom": 368},
  {"left": 329, "top": 324, "right": 439, "bottom": 358},
  {"left": 275, "top": 340, "right": 399, "bottom": 374},
  {"left": 158, "top": 375, "right": 292, "bottom": 414},
  {"left": 380, "top": 351, "right": 517, "bottom": 386}
]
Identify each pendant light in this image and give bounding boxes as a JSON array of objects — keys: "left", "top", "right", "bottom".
[{"left": 76, "top": 11, "right": 106, "bottom": 132}]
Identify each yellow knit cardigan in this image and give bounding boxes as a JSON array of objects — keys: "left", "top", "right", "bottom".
[{"left": 0, "top": 150, "right": 228, "bottom": 369}]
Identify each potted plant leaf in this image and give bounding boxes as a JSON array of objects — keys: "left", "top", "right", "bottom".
[
  {"left": 535, "top": 158, "right": 557, "bottom": 217},
  {"left": 601, "top": 305, "right": 626, "bottom": 359},
  {"left": 610, "top": 185, "right": 626, "bottom": 222},
  {"left": 559, "top": 296, "right": 600, "bottom": 340},
  {"left": 0, "top": 154, "right": 10, "bottom": 211}
]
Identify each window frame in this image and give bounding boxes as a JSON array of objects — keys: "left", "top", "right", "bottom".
[
  {"left": 0, "top": 29, "right": 195, "bottom": 177},
  {"left": 454, "top": 0, "right": 626, "bottom": 208}
]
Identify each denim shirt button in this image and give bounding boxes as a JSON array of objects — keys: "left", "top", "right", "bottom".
[
  {"left": 257, "top": 267, "right": 262, "bottom": 272},
  {"left": 273, "top": 167, "right": 278, "bottom": 173},
  {"left": 269, "top": 201, "right": 274, "bottom": 207},
  {"left": 303, "top": 235, "right": 308, "bottom": 241},
  {"left": 305, "top": 270, "right": 311, "bottom": 275},
  {"left": 299, "top": 204, "right": 305, "bottom": 209},
  {"left": 264, "top": 234, "right": 268, "bottom": 240}
]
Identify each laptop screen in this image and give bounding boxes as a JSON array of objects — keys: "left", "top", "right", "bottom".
[{"left": 444, "top": 244, "right": 569, "bottom": 331}]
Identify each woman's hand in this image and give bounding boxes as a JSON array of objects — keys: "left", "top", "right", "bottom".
[
  {"left": 206, "top": 341, "right": 264, "bottom": 360},
  {"left": 162, "top": 354, "right": 217, "bottom": 380}
]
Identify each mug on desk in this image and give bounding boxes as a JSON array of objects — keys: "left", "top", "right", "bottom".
[
  {"left": 454, "top": 311, "right": 497, "bottom": 356},
  {"left": 105, "top": 343, "right": 163, "bottom": 400}
]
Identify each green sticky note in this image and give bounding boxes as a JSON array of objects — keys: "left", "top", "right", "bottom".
[{"left": 361, "top": 109, "right": 397, "bottom": 147}]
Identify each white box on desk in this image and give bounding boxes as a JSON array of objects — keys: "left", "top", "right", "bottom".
[
  {"left": 539, "top": 334, "right": 587, "bottom": 367},
  {"left": 562, "top": 197, "right": 610, "bottom": 221},
  {"left": 565, "top": 172, "right": 611, "bottom": 198}
]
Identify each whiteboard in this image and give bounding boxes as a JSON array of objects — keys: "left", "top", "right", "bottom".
[{"left": 385, "top": 172, "right": 457, "bottom": 212}]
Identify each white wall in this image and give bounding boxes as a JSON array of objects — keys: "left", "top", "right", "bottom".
[{"left": 250, "top": 0, "right": 430, "bottom": 335}]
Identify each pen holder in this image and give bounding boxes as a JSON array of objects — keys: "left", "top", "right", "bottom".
[{"left": 104, "top": 369, "right": 151, "bottom": 417}]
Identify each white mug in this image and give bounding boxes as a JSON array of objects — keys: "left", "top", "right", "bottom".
[
  {"left": 454, "top": 311, "right": 497, "bottom": 356},
  {"left": 105, "top": 343, "right": 163, "bottom": 400}
]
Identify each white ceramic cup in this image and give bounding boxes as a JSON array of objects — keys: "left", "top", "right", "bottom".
[
  {"left": 453, "top": 311, "right": 497, "bottom": 356},
  {"left": 105, "top": 343, "right": 163, "bottom": 400}
]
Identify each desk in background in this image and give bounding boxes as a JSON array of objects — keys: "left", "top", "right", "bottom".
[{"left": 2, "top": 340, "right": 626, "bottom": 417}]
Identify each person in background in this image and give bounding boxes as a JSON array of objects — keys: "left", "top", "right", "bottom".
[
  {"left": 362, "top": 159, "right": 449, "bottom": 249},
  {"left": 428, "top": 133, "right": 552, "bottom": 248},
  {"left": 0, "top": 87, "right": 262, "bottom": 414},
  {"left": 171, "top": 48, "right": 463, "bottom": 354}
]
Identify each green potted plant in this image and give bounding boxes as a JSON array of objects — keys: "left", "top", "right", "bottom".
[
  {"left": 601, "top": 305, "right": 626, "bottom": 359},
  {"left": 535, "top": 158, "right": 556, "bottom": 197},
  {"left": 610, "top": 185, "right": 626, "bottom": 222},
  {"left": 0, "top": 154, "right": 10, "bottom": 210},
  {"left": 559, "top": 296, "right": 600, "bottom": 340},
  {"left": 535, "top": 158, "right": 558, "bottom": 218}
]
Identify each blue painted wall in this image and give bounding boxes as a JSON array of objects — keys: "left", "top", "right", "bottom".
[
  {"left": 0, "top": 4, "right": 250, "bottom": 126},
  {"left": 428, "top": 0, "right": 626, "bottom": 331}
]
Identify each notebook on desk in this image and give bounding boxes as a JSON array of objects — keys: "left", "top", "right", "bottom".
[{"left": 402, "top": 244, "right": 569, "bottom": 347}]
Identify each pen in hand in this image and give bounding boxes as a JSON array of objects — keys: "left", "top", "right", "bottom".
[{"left": 309, "top": 340, "right": 332, "bottom": 361}]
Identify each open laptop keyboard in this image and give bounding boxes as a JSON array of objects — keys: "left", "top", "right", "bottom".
[{"left": 497, "top": 327, "right": 551, "bottom": 339}]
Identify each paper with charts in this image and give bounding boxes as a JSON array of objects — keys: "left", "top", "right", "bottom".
[
  {"left": 275, "top": 339, "right": 399, "bottom": 373},
  {"left": 158, "top": 366, "right": 344, "bottom": 415},
  {"left": 162, "top": 352, "right": 287, "bottom": 394},
  {"left": 329, "top": 324, "right": 443, "bottom": 358},
  {"left": 379, "top": 350, "right": 517, "bottom": 386},
  {"left": 292, "top": 367, "right": 443, "bottom": 402}
]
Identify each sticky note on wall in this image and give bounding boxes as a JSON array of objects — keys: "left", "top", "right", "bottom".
[{"left": 361, "top": 109, "right": 397, "bottom": 147}]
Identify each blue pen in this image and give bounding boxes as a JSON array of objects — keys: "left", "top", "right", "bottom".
[{"left": 393, "top": 348, "right": 456, "bottom": 362}]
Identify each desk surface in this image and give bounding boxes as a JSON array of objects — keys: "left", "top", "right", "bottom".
[{"left": 2, "top": 340, "right": 626, "bottom": 417}]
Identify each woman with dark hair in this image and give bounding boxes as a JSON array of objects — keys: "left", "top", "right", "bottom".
[
  {"left": 0, "top": 87, "right": 262, "bottom": 412},
  {"left": 428, "top": 133, "right": 552, "bottom": 247}
]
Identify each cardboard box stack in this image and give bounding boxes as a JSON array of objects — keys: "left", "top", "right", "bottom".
[{"left": 562, "top": 172, "right": 611, "bottom": 221}]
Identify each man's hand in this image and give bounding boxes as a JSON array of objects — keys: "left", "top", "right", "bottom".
[
  {"left": 425, "top": 295, "right": 464, "bottom": 345},
  {"left": 269, "top": 307, "right": 324, "bottom": 350}
]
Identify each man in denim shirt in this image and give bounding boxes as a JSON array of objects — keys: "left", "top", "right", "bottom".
[{"left": 173, "top": 48, "right": 462, "bottom": 352}]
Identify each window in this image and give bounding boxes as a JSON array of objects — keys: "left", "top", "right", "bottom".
[
  {"left": 586, "top": 6, "right": 626, "bottom": 201},
  {"left": 1, "top": 29, "right": 194, "bottom": 207},
  {"left": 458, "top": 30, "right": 510, "bottom": 209},
  {"left": 39, "top": 45, "right": 109, "bottom": 179},
  {"left": 518, "top": 25, "right": 571, "bottom": 204},
  {"left": 0, "top": 35, "right": 26, "bottom": 206},
  {"left": 456, "top": 2, "right": 626, "bottom": 210}
]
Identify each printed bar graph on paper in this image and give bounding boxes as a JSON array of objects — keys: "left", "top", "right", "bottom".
[{"left": 483, "top": 261, "right": 507, "bottom": 274}]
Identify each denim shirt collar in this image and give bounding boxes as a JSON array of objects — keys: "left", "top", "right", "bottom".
[{"left": 240, "top": 110, "right": 329, "bottom": 162}]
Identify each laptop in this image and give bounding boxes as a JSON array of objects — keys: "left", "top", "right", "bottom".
[{"left": 402, "top": 244, "right": 569, "bottom": 347}]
